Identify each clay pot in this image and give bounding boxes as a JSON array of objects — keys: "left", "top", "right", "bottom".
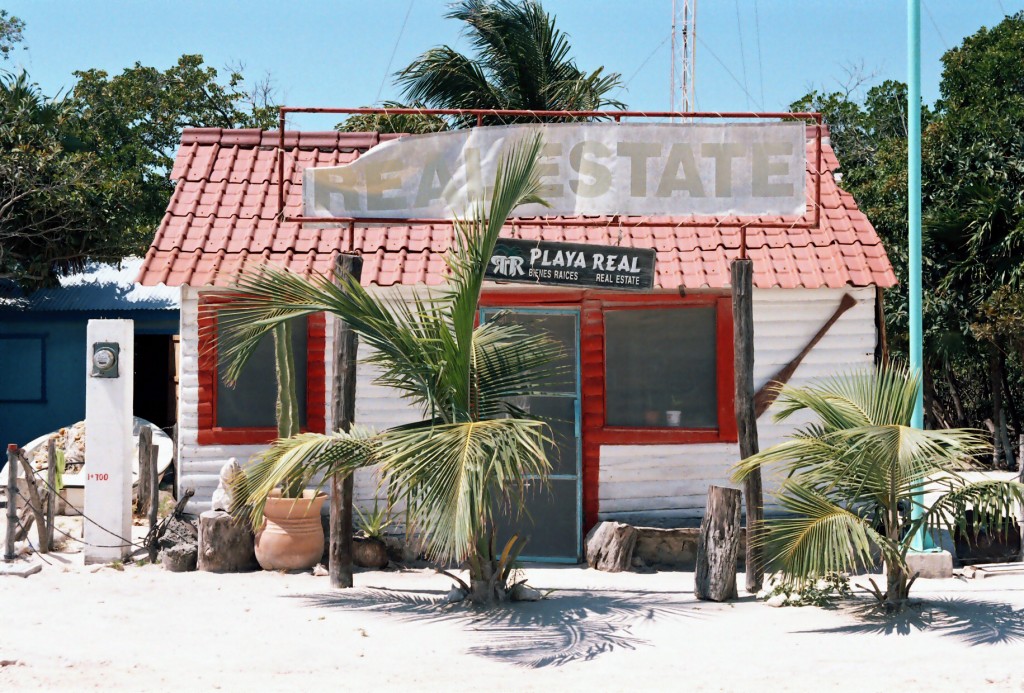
[
  {"left": 254, "top": 491, "right": 326, "bottom": 571},
  {"left": 353, "top": 537, "right": 389, "bottom": 569}
]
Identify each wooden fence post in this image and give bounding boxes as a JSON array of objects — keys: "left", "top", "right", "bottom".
[
  {"left": 732, "top": 257, "right": 764, "bottom": 593},
  {"left": 16, "top": 450, "right": 47, "bottom": 553},
  {"left": 330, "top": 253, "right": 362, "bottom": 589},
  {"left": 694, "top": 485, "right": 742, "bottom": 602},
  {"left": 5, "top": 445, "right": 17, "bottom": 560},
  {"left": 148, "top": 444, "right": 159, "bottom": 563},
  {"left": 137, "top": 426, "right": 153, "bottom": 517},
  {"left": 46, "top": 439, "right": 56, "bottom": 552}
]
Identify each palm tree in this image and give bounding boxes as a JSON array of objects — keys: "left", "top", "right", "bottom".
[
  {"left": 732, "top": 364, "right": 1024, "bottom": 610},
  {"left": 214, "top": 135, "right": 560, "bottom": 603},
  {"left": 395, "top": 0, "right": 624, "bottom": 126}
]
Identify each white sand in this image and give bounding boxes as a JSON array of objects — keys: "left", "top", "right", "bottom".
[{"left": 3, "top": 533, "right": 1024, "bottom": 692}]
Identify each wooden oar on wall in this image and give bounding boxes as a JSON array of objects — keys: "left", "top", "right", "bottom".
[{"left": 753, "top": 293, "right": 857, "bottom": 418}]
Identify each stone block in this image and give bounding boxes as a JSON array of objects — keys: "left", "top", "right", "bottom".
[
  {"left": 906, "top": 549, "right": 954, "bottom": 579},
  {"left": 161, "top": 543, "right": 197, "bottom": 572}
]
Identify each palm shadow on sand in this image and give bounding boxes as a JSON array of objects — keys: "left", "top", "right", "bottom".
[
  {"left": 800, "top": 596, "right": 1024, "bottom": 645},
  {"left": 294, "top": 586, "right": 710, "bottom": 667}
]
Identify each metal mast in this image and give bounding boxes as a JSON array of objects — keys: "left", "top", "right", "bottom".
[{"left": 672, "top": 0, "right": 697, "bottom": 113}]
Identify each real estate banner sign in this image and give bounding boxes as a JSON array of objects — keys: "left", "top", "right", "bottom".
[{"left": 304, "top": 122, "right": 806, "bottom": 220}]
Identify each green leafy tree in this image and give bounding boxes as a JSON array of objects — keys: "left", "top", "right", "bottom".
[
  {"left": 0, "top": 72, "right": 127, "bottom": 286},
  {"left": 215, "top": 136, "right": 559, "bottom": 604},
  {"left": 0, "top": 10, "right": 24, "bottom": 60},
  {"left": 733, "top": 365, "right": 1024, "bottom": 611},
  {"left": 789, "top": 14, "right": 1024, "bottom": 461},
  {"left": 71, "top": 55, "right": 277, "bottom": 251},
  {"left": 1, "top": 52, "right": 277, "bottom": 290}
]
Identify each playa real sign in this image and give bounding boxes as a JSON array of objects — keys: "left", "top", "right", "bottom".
[
  {"left": 485, "top": 238, "right": 656, "bottom": 291},
  {"left": 303, "top": 122, "right": 807, "bottom": 220}
]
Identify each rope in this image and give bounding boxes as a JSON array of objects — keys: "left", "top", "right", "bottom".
[{"left": 15, "top": 482, "right": 146, "bottom": 551}]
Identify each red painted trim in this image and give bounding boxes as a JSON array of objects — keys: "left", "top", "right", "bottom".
[
  {"left": 716, "top": 296, "right": 739, "bottom": 443},
  {"left": 580, "top": 298, "right": 604, "bottom": 532},
  {"left": 480, "top": 287, "right": 738, "bottom": 533},
  {"left": 196, "top": 294, "right": 327, "bottom": 446}
]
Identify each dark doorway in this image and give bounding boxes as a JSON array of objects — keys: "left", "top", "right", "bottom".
[{"left": 133, "top": 334, "right": 177, "bottom": 432}]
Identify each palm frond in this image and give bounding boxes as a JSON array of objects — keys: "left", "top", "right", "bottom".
[
  {"left": 923, "top": 479, "right": 1024, "bottom": 545},
  {"left": 765, "top": 482, "right": 901, "bottom": 583},
  {"left": 237, "top": 427, "right": 379, "bottom": 528},
  {"left": 374, "top": 417, "right": 550, "bottom": 564}
]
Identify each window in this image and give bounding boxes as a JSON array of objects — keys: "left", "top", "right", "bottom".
[
  {"left": 216, "top": 320, "right": 308, "bottom": 429},
  {"left": 604, "top": 307, "right": 718, "bottom": 429},
  {"left": 0, "top": 335, "right": 46, "bottom": 403},
  {"left": 197, "top": 296, "right": 326, "bottom": 445}
]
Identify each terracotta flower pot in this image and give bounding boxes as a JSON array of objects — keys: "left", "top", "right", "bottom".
[{"left": 254, "top": 491, "right": 326, "bottom": 571}]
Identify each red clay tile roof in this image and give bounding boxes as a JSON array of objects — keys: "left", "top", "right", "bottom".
[{"left": 137, "top": 127, "right": 896, "bottom": 290}]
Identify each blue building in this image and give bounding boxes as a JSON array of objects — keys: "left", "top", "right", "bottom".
[{"left": 0, "top": 259, "right": 179, "bottom": 454}]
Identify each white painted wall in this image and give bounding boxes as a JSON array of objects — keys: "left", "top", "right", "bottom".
[
  {"left": 597, "top": 287, "right": 878, "bottom": 527},
  {"left": 177, "top": 286, "right": 877, "bottom": 528}
]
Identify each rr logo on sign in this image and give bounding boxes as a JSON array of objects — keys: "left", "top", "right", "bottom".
[{"left": 490, "top": 254, "right": 525, "bottom": 277}]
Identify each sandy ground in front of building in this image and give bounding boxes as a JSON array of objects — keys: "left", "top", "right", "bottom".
[{"left": 2, "top": 515, "right": 1024, "bottom": 693}]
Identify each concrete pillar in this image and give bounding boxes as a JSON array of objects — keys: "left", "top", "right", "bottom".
[{"left": 84, "top": 319, "right": 134, "bottom": 564}]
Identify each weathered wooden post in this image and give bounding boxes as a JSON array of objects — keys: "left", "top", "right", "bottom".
[
  {"left": 330, "top": 252, "right": 362, "bottom": 589},
  {"left": 148, "top": 444, "right": 159, "bottom": 563},
  {"left": 16, "top": 450, "right": 47, "bottom": 553},
  {"left": 732, "top": 255, "right": 764, "bottom": 593},
  {"left": 137, "top": 426, "right": 153, "bottom": 518},
  {"left": 46, "top": 439, "right": 56, "bottom": 552},
  {"left": 5, "top": 444, "right": 17, "bottom": 560},
  {"left": 694, "top": 485, "right": 743, "bottom": 601}
]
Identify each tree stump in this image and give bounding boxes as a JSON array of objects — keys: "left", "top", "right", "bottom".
[
  {"left": 694, "top": 485, "right": 742, "bottom": 602},
  {"left": 585, "top": 521, "right": 638, "bottom": 572},
  {"left": 197, "top": 510, "right": 258, "bottom": 572}
]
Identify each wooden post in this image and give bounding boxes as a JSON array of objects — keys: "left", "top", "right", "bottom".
[
  {"left": 148, "top": 445, "right": 159, "bottom": 563},
  {"left": 16, "top": 450, "right": 47, "bottom": 553},
  {"left": 694, "top": 485, "right": 743, "bottom": 601},
  {"left": 46, "top": 439, "right": 56, "bottom": 552},
  {"left": 330, "top": 253, "right": 362, "bottom": 589},
  {"left": 5, "top": 445, "right": 17, "bottom": 560},
  {"left": 137, "top": 426, "right": 153, "bottom": 517},
  {"left": 731, "top": 257, "right": 763, "bottom": 593}
]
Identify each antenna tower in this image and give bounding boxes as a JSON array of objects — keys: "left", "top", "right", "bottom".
[{"left": 670, "top": 0, "right": 697, "bottom": 113}]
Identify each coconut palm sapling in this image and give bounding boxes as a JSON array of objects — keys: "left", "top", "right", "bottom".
[
  {"left": 732, "top": 364, "right": 1024, "bottom": 610},
  {"left": 215, "top": 135, "right": 559, "bottom": 603}
]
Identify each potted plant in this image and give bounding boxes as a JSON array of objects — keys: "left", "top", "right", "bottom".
[
  {"left": 239, "top": 320, "right": 326, "bottom": 571},
  {"left": 353, "top": 501, "right": 392, "bottom": 569}
]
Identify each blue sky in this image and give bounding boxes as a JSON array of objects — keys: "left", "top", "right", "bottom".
[{"left": 4, "top": 1, "right": 1021, "bottom": 129}]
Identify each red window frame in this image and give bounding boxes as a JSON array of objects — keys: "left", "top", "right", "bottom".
[
  {"left": 196, "top": 294, "right": 327, "bottom": 445},
  {"left": 590, "top": 293, "right": 737, "bottom": 445},
  {"left": 479, "top": 288, "right": 736, "bottom": 530}
]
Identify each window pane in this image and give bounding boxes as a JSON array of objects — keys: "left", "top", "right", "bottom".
[
  {"left": 516, "top": 395, "right": 578, "bottom": 476},
  {"left": 484, "top": 311, "right": 577, "bottom": 394},
  {"left": 604, "top": 307, "right": 717, "bottom": 428},
  {"left": 217, "top": 319, "right": 307, "bottom": 429},
  {"left": 0, "top": 336, "right": 44, "bottom": 402}
]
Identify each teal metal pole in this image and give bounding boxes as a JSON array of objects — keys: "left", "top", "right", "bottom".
[{"left": 908, "top": 0, "right": 928, "bottom": 550}]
